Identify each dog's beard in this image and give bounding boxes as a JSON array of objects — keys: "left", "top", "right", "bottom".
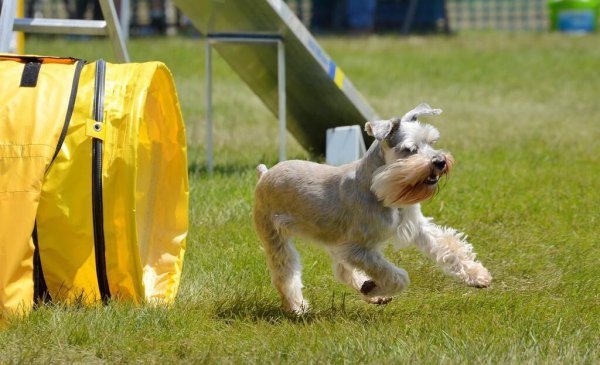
[{"left": 371, "top": 154, "right": 453, "bottom": 207}]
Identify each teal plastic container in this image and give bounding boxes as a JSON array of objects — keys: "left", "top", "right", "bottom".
[{"left": 548, "top": 0, "right": 600, "bottom": 32}]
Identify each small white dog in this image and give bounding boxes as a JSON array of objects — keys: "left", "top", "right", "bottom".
[{"left": 253, "top": 103, "right": 491, "bottom": 314}]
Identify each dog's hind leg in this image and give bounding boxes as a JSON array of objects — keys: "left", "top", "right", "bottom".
[
  {"left": 333, "top": 245, "right": 410, "bottom": 299},
  {"left": 329, "top": 250, "right": 393, "bottom": 305},
  {"left": 254, "top": 213, "right": 308, "bottom": 314}
]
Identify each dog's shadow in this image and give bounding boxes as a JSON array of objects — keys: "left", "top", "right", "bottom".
[
  {"left": 211, "top": 292, "right": 394, "bottom": 324},
  {"left": 212, "top": 297, "right": 288, "bottom": 324}
]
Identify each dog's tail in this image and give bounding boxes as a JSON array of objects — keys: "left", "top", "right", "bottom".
[{"left": 256, "top": 164, "right": 268, "bottom": 180}]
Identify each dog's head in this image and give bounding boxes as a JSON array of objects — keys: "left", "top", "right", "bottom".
[{"left": 366, "top": 103, "right": 453, "bottom": 207}]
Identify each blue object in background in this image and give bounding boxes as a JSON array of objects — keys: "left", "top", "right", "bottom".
[
  {"left": 548, "top": 0, "right": 599, "bottom": 33},
  {"left": 558, "top": 10, "right": 596, "bottom": 32},
  {"left": 310, "top": 0, "right": 449, "bottom": 33},
  {"left": 347, "top": 0, "right": 377, "bottom": 30}
]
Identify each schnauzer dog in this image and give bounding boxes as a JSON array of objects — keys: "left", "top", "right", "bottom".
[{"left": 253, "top": 103, "right": 491, "bottom": 314}]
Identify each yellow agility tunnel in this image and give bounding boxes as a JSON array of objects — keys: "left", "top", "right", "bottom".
[{"left": 0, "top": 54, "right": 188, "bottom": 315}]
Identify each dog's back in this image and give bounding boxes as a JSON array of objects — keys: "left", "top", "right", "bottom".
[{"left": 253, "top": 160, "right": 372, "bottom": 244}]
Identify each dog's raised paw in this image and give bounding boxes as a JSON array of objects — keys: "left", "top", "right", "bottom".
[
  {"left": 465, "top": 263, "right": 492, "bottom": 288},
  {"left": 360, "top": 280, "right": 377, "bottom": 295}
]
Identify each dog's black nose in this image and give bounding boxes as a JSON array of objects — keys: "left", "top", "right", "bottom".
[{"left": 433, "top": 158, "right": 446, "bottom": 170}]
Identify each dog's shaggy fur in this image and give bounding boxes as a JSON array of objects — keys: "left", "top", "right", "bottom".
[{"left": 253, "top": 104, "right": 491, "bottom": 314}]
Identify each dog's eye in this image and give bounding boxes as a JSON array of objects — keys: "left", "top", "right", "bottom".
[{"left": 400, "top": 147, "right": 416, "bottom": 154}]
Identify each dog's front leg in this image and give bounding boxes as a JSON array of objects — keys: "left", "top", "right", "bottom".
[
  {"left": 329, "top": 250, "right": 393, "bottom": 304},
  {"left": 401, "top": 206, "right": 492, "bottom": 288},
  {"left": 333, "top": 244, "right": 410, "bottom": 299}
]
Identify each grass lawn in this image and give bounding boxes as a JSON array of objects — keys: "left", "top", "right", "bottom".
[{"left": 1, "top": 33, "right": 599, "bottom": 363}]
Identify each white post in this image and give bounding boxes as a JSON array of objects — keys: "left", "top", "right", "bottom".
[
  {"left": 205, "top": 40, "right": 214, "bottom": 174},
  {"left": 120, "top": 0, "right": 130, "bottom": 41},
  {"left": 0, "top": 0, "right": 17, "bottom": 52},
  {"left": 277, "top": 39, "right": 286, "bottom": 162}
]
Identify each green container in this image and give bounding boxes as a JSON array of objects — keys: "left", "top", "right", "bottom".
[{"left": 548, "top": 0, "right": 600, "bottom": 32}]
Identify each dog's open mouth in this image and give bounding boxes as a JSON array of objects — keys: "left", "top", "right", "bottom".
[{"left": 425, "top": 174, "right": 440, "bottom": 186}]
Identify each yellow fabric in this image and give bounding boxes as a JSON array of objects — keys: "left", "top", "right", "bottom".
[
  {"left": 36, "top": 62, "right": 100, "bottom": 304},
  {"left": 0, "top": 56, "right": 81, "bottom": 314},
  {"left": 1, "top": 55, "right": 188, "bottom": 315}
]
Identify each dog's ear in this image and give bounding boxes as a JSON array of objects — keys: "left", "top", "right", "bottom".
[
  {"left": 400, "top": 103, "right": 442, "bottom": 123},
  {"left": 365, "top": 118, "right": 400, "bottom": 141}
]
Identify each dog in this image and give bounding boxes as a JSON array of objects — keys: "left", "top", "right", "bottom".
[{"left": 253, "top": 103, "right": 492, "bottom": 314}]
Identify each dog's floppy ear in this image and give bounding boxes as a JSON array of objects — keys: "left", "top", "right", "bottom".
[
  {"left": 400, "top": 103, "right": 442, "bottom": 123},
  {"left": 365, "top": 118, "right": 400, "bottom": 141}
]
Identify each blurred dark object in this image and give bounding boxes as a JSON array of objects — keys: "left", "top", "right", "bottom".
[
  {"left": 311, "top": 0, "right": 343, "bottom": 31},
  {"left": 310, "top": 0, "right": 449, "bottom": 33},
  {"left": 25, "top": 0, "right": 36, "bottom": 18},
  {"left": 149, "top": 0, "right": 166, "bottom": 34},
  {"left": 73, "top": 0, "right": 103, "bottom": 20},
  {"left": 131, "top": 0, "right": 167, "bottom": 35},
  {"left": 377, "top": 0, "right": 448, "bottom": 33}
]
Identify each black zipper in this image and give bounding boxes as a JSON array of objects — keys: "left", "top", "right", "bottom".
[
  {"left": 49, "top": 59, "right": 86, "bottom": 169},
  {"left": 32, "top": 223, "right": 51, "bottom": 305},
  {"left": 50, "top": 60, "right": 86, "bottom": 167},
  {"left": 92, "top": 59, "right": 111, "bottom": 302},
  {"left": 33, "top": 58, "right": 85, "bottom": 304}
]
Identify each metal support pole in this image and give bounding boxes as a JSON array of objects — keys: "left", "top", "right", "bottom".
[
  {"left": 203, "top": 33, "right": 285, "bottom": 173},
  {"left": 0, "top": 0, "right": 17, "bottom": 52},
  {"left": 120, "top": 0, "right": 130, "bottom": 41},
  {"left": 13, "top": 19, "right": 109, "bottom": 35},
  {"left": 205, "top": 40, "right": 214, "bottom": 174},
  {"left": 277, "top": 40, "right": 286, "bottom": 162},
  {"left": 98, "top": 0, "right": 130, "bottom": 62}
]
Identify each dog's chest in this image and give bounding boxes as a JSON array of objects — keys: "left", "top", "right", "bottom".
[
  {"left": 334, "top": 173, "right": 400, "bottom": 245},
  {"left": 354, "top": 205, "right": 400, "bottom": 246}
]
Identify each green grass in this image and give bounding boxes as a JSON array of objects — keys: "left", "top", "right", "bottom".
[{"left": 1, "top": 33, "right": 599, "bottom": 363}]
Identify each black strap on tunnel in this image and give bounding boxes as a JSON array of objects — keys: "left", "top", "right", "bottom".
[
  {"left": 91, "top": 59, "right": 111, "bottom": 303},
  {"left": 20, "top": 61, "right": 42, "bottom": 87},
  {"left": 32, "top": 223, "right": 51, "bottom": 305},
  {"left": 33, "top": 58, "right": 85, "bottom": 306},
  {"left": 50, "top": 59, "right": 86, "bottom": 167}
]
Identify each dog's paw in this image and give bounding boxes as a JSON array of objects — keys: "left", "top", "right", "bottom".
[
  {"left": 359, "top": 270, "right": 410, "bottom": 297},
  {"left": 285, "top": 299, "right": 310, "bottom": 315},
  {"left": 365, "top": 296, "right": 393, "bottom": 305},
  {"left": 360, "top": 281, "right": 393, "bottom": 305},
  {"left": 465, "top": 262, "right": 492, "bottom": 288}
]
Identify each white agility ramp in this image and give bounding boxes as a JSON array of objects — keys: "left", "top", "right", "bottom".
[{"left": 173, "top": 0, "right": 378, "bottom": 157}]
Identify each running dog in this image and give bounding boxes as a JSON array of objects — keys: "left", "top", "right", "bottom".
[{"left": 253, "top": 103, "right": 491, "bottom": 314}]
